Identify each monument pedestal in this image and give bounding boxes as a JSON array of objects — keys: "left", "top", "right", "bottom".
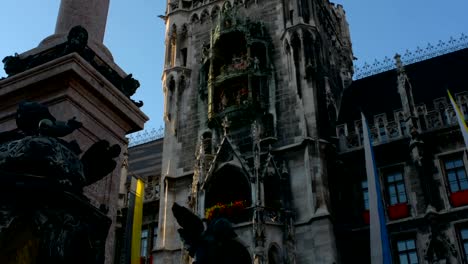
[{"left": 0, "top": 44, "right": 148, "bottom": 263}]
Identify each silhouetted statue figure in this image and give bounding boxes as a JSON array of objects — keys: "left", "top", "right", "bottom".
[
  {"left": 172, "top": 203, "right": 252, "bottom": 264},
  {"left": 0, "top": 101, "right": 119, "bottom": 263},
  {"left": 0, "top": 101, "right": 121, "bottom": 190}
]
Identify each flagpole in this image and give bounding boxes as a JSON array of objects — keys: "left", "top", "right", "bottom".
[{"left": 361, "top": 112, "right": 392, "bottom": 264}]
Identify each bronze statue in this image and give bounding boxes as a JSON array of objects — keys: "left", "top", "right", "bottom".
[
  {"left": 172, "top": 203, "right": 252, "bottom": 264},
  {"left": 0, "top": 101, "right": 119, "bottom": 263}
]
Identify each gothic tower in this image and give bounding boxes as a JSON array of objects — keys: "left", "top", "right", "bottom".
[{"left": 156, "top": 0, "right": 353, "bottom": 263}]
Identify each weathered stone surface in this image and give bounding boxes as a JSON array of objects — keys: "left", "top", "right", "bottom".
[
  {"left": 156, "top": 0, "right": 353, "bottom": 263},
  {"left": 55, "top": 0, "right": 110, "bottom": 44},
  {"left": 0, "top": 52, "right": 147, "bottom": 264}
]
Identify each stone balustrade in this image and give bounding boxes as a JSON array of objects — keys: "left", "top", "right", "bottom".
[{"left": 337, "top": 92, "right": 468, "bottom": 152}]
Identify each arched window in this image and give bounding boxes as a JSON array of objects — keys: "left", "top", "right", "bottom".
[
  {"left": 250, "top": 42, "right": 267, "bottom": 70},
  {"left": 167, "top": 25, "right": 177, "bottom": 67},
  {"left": 300, "top": 0, "right": 310, "bottom": 24},
  {"left": 262, "top": 113, "right": 275, "bottom": 138},
  {"left": 202, "top": 131, "right": 213, "bottom": 154},
  {"left": 166, "top": 76, "right": 176, "bottom": 121},
  {"left": 291, "top": 32, "right": 302, "bottom": 98},
  {"left": 191, "top": 13, "right": 199, "bottom": 24},
  {"left": 264, "top": 169, "right": 281, "bottom": 209},
  {"left": 283, "top": 0, "right": 291, "bottom": 24},
  {"left": 268, "top": 244, "right": 283, "bottom": 264},
  {"left": 205, "top": 165, "right": 252, "bottom": 223},
  {"left": 211, "top": 5, "right": 220, "bottom": 20},
  {"left": 200, "top": 9, "right": 210, "bottom": 24},
  {"left": 179, "top": 24, "right": 189, "bottom": 67},
  {"left": 285, "top": 40, "right": 292, "bottom": 80}
]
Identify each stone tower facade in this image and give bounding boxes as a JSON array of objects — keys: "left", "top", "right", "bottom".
[{"left": 156, "top": 0, "right": 354, "bottom": 263}]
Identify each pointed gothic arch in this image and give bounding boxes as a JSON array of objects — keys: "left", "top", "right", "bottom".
[
  {"left": 200, "top": 9, "right": 210, "bottom": 24},
  {"left": 263, "top": 163, "right": 282, "bottom": 209},
  {"left": 211, "top": 5, "right": 220, "bottom": 20},
  {"left": 190, "top": 13, "right": 200, "bottom": 24},
  {"left": 268, "top": 244, "right": 284, "bottom": 264},
  {"left": 165, "top": 75, "right": 177, "bottom": 121},
  {"left": 204, "top": 163, "right": 252, "bottom": 223},
  {"left": 290, "top": 32, "right": 302, "bottom": 98},
  {"left": 167, "top": 24, "right": 178, "bottom": 67}
]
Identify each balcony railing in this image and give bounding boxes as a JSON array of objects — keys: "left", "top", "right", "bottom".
[
  {"left": 215, "top": 59, "right": 265, "bottom": 85},
  {"left": 337, "top": 94, "right": 468, "bottom": 152}
]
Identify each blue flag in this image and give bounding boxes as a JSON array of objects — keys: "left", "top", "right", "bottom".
[{"left": 361, "top": 112, "right": 392, "bottom": 264}]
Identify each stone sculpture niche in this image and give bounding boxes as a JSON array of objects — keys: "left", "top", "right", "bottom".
[
  {"left": 172, "top": 203, "right": 252, "bottom": 264},
  {"left": 0, "top": 101, "right": 120, "bottom": 264}
]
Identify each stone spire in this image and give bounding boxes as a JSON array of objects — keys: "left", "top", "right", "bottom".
[
  {"left": 395, "top": 53, "right": 417, "bottom": 123},
  {"left": 55, "top": 0, "right": 110, "bottom": 44}
]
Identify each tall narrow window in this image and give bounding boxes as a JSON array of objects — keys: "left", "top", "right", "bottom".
[
  {"left": 459, "top": 227, "right": 468, "bottom": 261},
  {"left": 445, "top": 156, "right": 468, "bottom": 193},
  {"left": 167, "top": 25, "right": 177, "bottom": 67},
  {"left": 291, "top": 33, "right": 302, "bottom": 98},
  {"left": 170, "top": 37, "right": 177, "bottom": 67},
  {"left": 181, "top": 48, "right": 188, "bottom": 66},
  {"left": 396, "top": 238, "right": 419, "bottom": 264},
  {"left": 386, "top": 171, "right": 407, "bottom": 205},
  {"left": 141, "top": 229, "right": 148, "bottom": 257}
]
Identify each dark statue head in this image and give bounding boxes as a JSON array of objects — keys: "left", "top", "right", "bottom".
[
  {"left": 16, "top": 101, "right": 56, "bottom": 135},
  {"left": 172, "top": 203, "right": 252, "bottom": 264},
  {"left": 2, "top": 53, "right": 22, "bottom": 76},
  {"left": 67, "top": 25, "right": 89, "bottom": 52}
]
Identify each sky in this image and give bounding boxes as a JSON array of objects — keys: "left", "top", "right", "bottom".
[{"left": 0, "top": 1, "right": 467, "bottom": 134}]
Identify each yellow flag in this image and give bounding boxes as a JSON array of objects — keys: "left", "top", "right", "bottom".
[
  {"left": 448, "top": 90, "right": 468, "bottom": 148},
  {"left": 131, "top": 179, "right": 145, "bottom": 264}
]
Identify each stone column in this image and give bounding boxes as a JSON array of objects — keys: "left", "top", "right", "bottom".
[
  {"left": 38, "top": 0, "right": 114, "bottom": 63},
  {"left": 55, "top": 0, "right": 110, "bottom": 44}
]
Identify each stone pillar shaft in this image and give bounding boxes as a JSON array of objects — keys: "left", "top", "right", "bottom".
[{"left": 55, "top": 0, "right": 110, "bottom": 44}]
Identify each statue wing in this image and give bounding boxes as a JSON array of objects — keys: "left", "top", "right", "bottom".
[{"left": 172, "top": 203, "right": 204, "bottom": 256}]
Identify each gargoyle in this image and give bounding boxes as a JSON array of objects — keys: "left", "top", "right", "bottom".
[{"left": 2, "top": 53, "right": 24, "bottom": 76}]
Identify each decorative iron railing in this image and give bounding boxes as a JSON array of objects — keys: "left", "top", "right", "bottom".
[
  {"left": 354, "top": 34, "right": 468, "bottom": 80},
  {"left": 127, "top": 126, "right": 164, "bottom": 147}
]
